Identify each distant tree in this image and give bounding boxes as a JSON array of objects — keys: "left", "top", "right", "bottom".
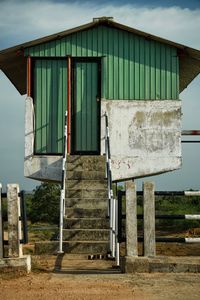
[{"left": 29, "top": 182, "right": 60, "bottom": 224}]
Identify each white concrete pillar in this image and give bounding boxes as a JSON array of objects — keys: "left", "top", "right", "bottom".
[
  {"left": 7, "top": 184, "right": 22, "bottom": 258},
  {"left": 125, "top": 180, "right": 138, "bottom": 257},
  {"left": 0, "top": 183, "right": 3, "bottom": 258},
  {"left": 143, "top": 181, "right": 156, "bottom": 257}
]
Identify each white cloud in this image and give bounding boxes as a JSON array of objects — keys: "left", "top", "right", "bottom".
[{"left": 0, "top": 0, "right": 200, "bottom": 49}]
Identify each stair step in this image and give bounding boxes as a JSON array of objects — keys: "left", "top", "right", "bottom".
[
  {"left": 67, "top": 155, "right": 105, "bottom": 163},
  {"left": 63, "top": 229, "right": 109, "bottom": 241},
  {"left": 64, "top": 218, "right": 109, "bottom": 229},
  {"left": 65, "top": 208, "right": 107, "bottom": 218},
  {"left": 35, "top": 241, "right": 109, "bottom": 255},
  {"left": 66, "top": 156, "right": 105, "bottom": 172},
  {"left": 66, "top": 189, "right": 108, "bottom": 199},
  {"left": 66, "top": 170, "right": 106, "bottom": 180},
  {"left": 65, "top": 198, "right": 108, "bottom": 209},
  {"left": 66, "top": 179, "right": 107, "bottom": 190}
]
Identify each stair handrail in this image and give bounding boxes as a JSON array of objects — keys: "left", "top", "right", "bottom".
[
  {"left": 104, "top": 112, "right": 119, "bottom": 262},
  {"left": 58, "top": 110, "right": 68, "bottom": 253}
]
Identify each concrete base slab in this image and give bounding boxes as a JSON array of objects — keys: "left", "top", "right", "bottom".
[
  {"left": 121, "top": 256, "right": 200, "bottom": 273},
  {"left": 0, "top": 255, "right": 31, "bottom": 274}
]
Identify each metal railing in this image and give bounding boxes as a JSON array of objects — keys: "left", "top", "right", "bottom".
[
  {"left": 182, "top": 130, "right": 200, "bottom": 143},
  {"left": 104, "top": 112, "right": 119, "bottom": 265},
  {"left": 58, "top": 111, "right": 68, "bottom": 253},
  {"left": 117, "top": 190, "right": 200, "bottom": 245}
]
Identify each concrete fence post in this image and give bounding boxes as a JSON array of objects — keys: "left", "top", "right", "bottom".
[
  {"left": 143, "top": 181, "right": 156, "bottom": 257},
  {"left": 0, "top": 183, "right": 3, "bottom": 258},
  {"left": 125, "top": 180, "right": 138, "bottom": 257},
  {"left": 7, "top": 184, "right": 22, "bottom": 258}
]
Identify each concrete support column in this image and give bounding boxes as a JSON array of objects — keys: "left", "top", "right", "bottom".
[
  {"left": 7, "top": 184, "right": 22, "bottom": 258},
  {"left": 125, "top": 180, "right": 138, "bottom": 257},
  {"left": 0, "top": 184, "right": 3, "bottom": 258},
  {"left": 143, "top": 181, "right": 156, "bottom": 257}
]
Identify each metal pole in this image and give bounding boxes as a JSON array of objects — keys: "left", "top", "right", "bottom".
[
  {"left": 112, "top": 198, "right": 116, "bottom": 257},
  {"left": 27, "top": 56, "right": 31, "bottom": 97},
  {"left": 117, "top": 190, "right": 123, "bottom": 243},
  {"left": 58, "top": 111, "right": 68, "bottom": 254},
  {"left": 67, "top": 56, "right": 71, "bottom": 154},
  {"left": 115, "top": 197, "right": 120, "bottom": 266},
  {"left": 21, "top": 190, "right": 28, "bottom": 244},
  {"left": 182, "top": 130, "right": 200, "bottom": 135},
  {"left": 109, "top": 196, "right": 113, "bottom": 254}
]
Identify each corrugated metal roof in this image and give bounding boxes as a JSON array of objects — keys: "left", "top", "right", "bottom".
[{"left": 0, "top": 17, "right": 200, "bottom": 95}]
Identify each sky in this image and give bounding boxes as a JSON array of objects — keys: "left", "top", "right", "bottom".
[{"left": 0, "top": 0, "right": 200, "bottom": 192}]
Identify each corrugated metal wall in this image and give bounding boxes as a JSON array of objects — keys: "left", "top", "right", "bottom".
[
  {"left": 26, "top": 25, "right": 179, "bottom": 100},
  {"left": 28, "top": 24, "right": 179, "bottom": 154},
  {"left": 74, "top": 61, "right": 99, "bottom": 152},
  {"left": 34, "top": 59, "right": 67, "bottom": 154}
]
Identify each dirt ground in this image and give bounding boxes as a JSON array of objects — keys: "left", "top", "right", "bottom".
[
  {"left": 2, "top": 230, "right": 200, "bottom": 299},
  {"left": 0, "top": 271, "right": 200, "bottom": 300}
]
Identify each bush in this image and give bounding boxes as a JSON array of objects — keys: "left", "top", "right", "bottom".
[{"left": 29, "top": 182, "right": 60, "bottom": 224}]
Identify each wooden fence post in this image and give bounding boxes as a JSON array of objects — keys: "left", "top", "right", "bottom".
[{"left": 143, "top": 181, "right": 156, "bottom": 257}]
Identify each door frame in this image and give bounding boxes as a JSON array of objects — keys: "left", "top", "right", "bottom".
[{"left": 71, "top": 57, "right": 101, "bottom": 155}]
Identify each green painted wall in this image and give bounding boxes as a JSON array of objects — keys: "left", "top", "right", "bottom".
[
  {"left": 27, "top": 24, "right": 179, "bottom": 154},
  {"left": 34, "top": 59, "right": 67, "bottom": 154},
  {"left": 26, "top": 25, "right": 179, "bottom": 100},
  {"left": 74, "top": 61, "right": 99, "bottom": 153}
]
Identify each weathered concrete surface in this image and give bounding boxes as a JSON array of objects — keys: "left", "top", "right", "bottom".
[
  {"left": 0, "top": 255, "right": 31, "bottom": 273},
  {"left": 24, "top": 155, "right": 62, "bottom": 182},
  {"left": 121, "top": 256, "right": 200, "bottom": 273},
  {"left": 24, "top": 96, "right": 62, "bottom": 182},
  {"left": 7, "top": 184, "right": 22, "bottom": 258},
  {"left": 125, "top": 181, "right": 138, "bottom": 257},
  {"left": 143, "top": 181, "right": 156, "bottom": 257},
  {"left": 24, "top": 98, "right": 181, "bottom": 182},
  {"left": 0, "top": 183, "right": 3, "bottom": 259},
  {"left": 101, "top": 100, "right": 181, "bottom": 181}
]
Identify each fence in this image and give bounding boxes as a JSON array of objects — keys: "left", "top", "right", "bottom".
[
  {"left": 118, "top": 185, "right": 200, "bottom": 256},
  {"left": 0, "top": 184, "right": 28, "bottom": 258}
]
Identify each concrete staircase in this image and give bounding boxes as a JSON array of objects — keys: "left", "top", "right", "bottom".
[
  {"left": 63, "top": 155, "right": 109, "bottom": 254},
  {"left": 35, "top": 155, "right": 110, "bottom": 255}
]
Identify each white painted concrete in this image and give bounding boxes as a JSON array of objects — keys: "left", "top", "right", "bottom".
[
  {"left": 24, "top": 97, "right": 62, "bottom": 182},
  {"left": 101, "top": 100, "right": 182, "bottom": 181},
  {"left": 24, "top": 98, "right": 182, "bottom": 182}
]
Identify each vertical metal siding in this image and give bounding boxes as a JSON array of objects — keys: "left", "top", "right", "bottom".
[
  {"left": 26, "top": 25, "right": 179, "bottom": 100},
  {"left": 75, "top": 62, "right": 98, "bottom": 152},
  {"left": 34, "top": 59, "right": 67, "bottom": 154},
  {"left": 26, "top": 25, "right": 179, "bottom": 154}
]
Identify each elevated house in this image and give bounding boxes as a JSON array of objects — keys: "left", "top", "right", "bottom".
[{"left": 0, "top": 17, "right": 200, "bottom": 255}]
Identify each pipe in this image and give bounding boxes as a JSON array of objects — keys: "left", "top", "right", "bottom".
[
  {"left": 67, "top": 57, "right": 71, "bottom": 154},
  {"left": 27, "top": 56, "right": 31, "bottom": 97},
  {"left": 182, "top": 130, "right": 200, "bottom": 135},
  {"left": 58, "top": 111, "right": 68, "bottom": 254}
]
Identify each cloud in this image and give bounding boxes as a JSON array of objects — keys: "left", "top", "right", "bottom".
[{"left": 0, "top": 0, "right": 200, "bottom": 49}]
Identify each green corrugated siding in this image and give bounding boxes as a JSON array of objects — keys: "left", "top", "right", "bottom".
[
  {"left": 74, "top": 62, "right": 99, "bottom": 152},
  {"left": 34, "top": 59, "right": 67, "bottom": 154},
  {"left": 26, "top": 25, "right": 179, "bottom": 100},
  {"left": 28, "top": 25, "right": 179, "bottom": 154}
]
